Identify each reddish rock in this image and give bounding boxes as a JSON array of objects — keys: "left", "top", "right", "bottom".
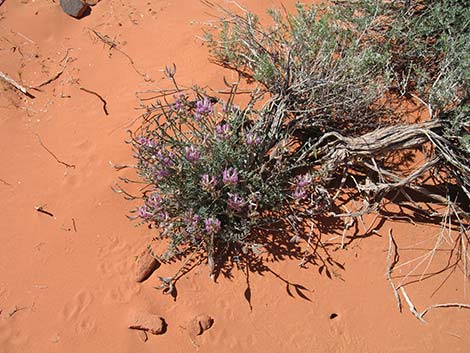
[
  {"left": 60, "top": 0, "right": 89, "bottom": 18},
  {"left": 135, "top": 248, "right": 160, "bottom": 282},
  {"left": 129, "top": 311, "right": 166, "bottom": 335},
  {"left": 188, "top": 315, "right": 214, "bottom": 337}
]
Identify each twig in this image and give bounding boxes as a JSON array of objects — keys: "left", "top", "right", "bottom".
[
  {"left": 11, "top": 30, "right": 35, "bottom": 44},
  {"left": 109, "top": 161, "right": 134, "bottom": 170},
  {"left": 80, "top": 87, "right": 109, "bottom": 115},
  {"left": 35, "top": 133, "right": 76, "bottom": 168},
  {"left": 387, "top": 229, "right": 402, "bottom": 312},
  {"left": 399, "top": 287, "right": 427, "bottom": 323},
  {"left": 72, "top": 218, "right": 77, "bottom": 232},
  {"left": 299, "top": 220, "right": 315, "bottom": 268},
  {"left": 88, "top": 28, "right": 151, "bottom": 81},
  {"left": 420, "top": 303, "right": 470, "bottom": 318},
  {"left": 31, "top": 57, "right": 71, "bottom": 90},
  {"left": 35, "top": 205, "right": 54, "bottom": 217},
  {"left": 0, "top": 71, "right": 35, "bottom": 98},
  {"left": 8, "top": 305, "right": 27, "bottom": 318},
  {"left": 340, "top": 205, "right": 355, "bottom": 249}
]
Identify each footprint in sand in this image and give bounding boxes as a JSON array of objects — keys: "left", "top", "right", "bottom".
[
  {"left": 60, "top": 290, "right": 94, "bottom": 322},
  {"left": 104, "top": 283, "right": 140, "bottom": 304},
  {"left": 75, "top": 315, "right": 97, "bottom": 334},
  {"left": 96, "top": 235, "right": 140, "bottom": 280}
]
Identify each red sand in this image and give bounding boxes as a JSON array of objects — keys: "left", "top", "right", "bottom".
[{"left": 1, "top": 1, "right": 469, "bottom": 352}]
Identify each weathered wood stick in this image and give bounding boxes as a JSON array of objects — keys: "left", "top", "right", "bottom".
[{"left": 0, "top": 71, "right": 35, "bottom": 98}]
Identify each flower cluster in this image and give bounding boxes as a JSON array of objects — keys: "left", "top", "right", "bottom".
[
  {"left": 131, "top": 89, "right": 292, "bottom": 267},
  {"left": 216, "top": 123, "right": 232, "bottom": 140},
  {"left": 292, "top": 173, "right": 313, "bottom": 200},
  {"left": 245, "top": 132, "right": 261, "bottom": 146},
  {"left": 222, "top": 167, "right": 238, "bottom": 186},
  {"left": 194, "top": 98, "right": 213, "bottom": 120}
]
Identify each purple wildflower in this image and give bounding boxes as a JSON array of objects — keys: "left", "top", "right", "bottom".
[
  {"left": 184, "top": 210, "right": 201, "bottom": 224},
  {"left": 216, "top": 124, "right": 232, "bottom": 140},
  {"left": 156, "top": 150, "right": 174, "bottom": 167},
  {"left": 173, "top": 100, "right": 183, "bottom": 111},
  {"left": 227, "top": 193, "right": 246, "bottom": 212},
  {"left": 146, "top": 193, "right": 161, "bottom": 209},
  {"left": 201, "top": 174, "right": 217, "bottom": 192},
  {"left": 184, "top": 210, "right": 201, "bottom": 234},
  {"left": 184, "top": 146, "right": 201, "bottom": 163},
  {"left": 138, "top": 137, "right": 157, "bottom": 148},
  {"left": 222, "top": 167, "right": 238, "bottom": 186},
  {"left": 204, "top": 217, "right": 221, "bottom": 234},
  {"left": 296, "top": 173, "right": 313, "bottom": 188},
  {"left": 195, "top": 98, "right": 213, "bottom": 116},
  {"left": 245, "top": 132, "right": 261, "bottom": 146},
  {"left": 138, "top": 205, "right": 153, "bottom": 219},
  {"left": 172, "top": 93, "right": 186, "bottom": 111},
  {"left": 155, "top": 210, "right": 169, "bottom": 222},
  {"left": 154, "top": 168, "right": 171, "bottom": 180},
  {"left": 292, "top": 187, "right": 307, "bottom": 200}
]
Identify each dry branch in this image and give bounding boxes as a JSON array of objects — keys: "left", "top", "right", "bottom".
[
  {"left": 35, "top": 133, "right": 75, "bottom": 168},
  {"left": 399, "top": 287, "right": 427, "bottom": 323},
  {"left": 387, "top": 229, "right": 402, "bottom": 312},
  {"left": 0, "top": 71, "right": 35, "bottom": 98},
  {"left": 30, "top": 57, "right": 71, "bottom": 90},
  {"left": 420, "top": 303, "right": 470, "bottom": 318},
  {"left": 80, "top": 87, "right": 109, "bottom": 115},
  {"left": 89, "top": 28, "right": 151, "bottom": 81}
]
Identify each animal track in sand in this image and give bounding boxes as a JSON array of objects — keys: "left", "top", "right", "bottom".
[
  {"left": 96, "top": 235, "right": 142, "bottom": 280},
  {"left": 75, "top": 315, "right": 97, "bottom": 335},
  {"left": 60, "top": 290, "right": 94, "bottom": 322},
  {"left": 103, "top": 282, "right": 140, "bottom": 304}
]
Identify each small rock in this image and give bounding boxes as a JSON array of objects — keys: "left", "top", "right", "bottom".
[
  {"left": 60, "top": 0, "right": 89, "bottom": 18},
  {"left": 189, "top": 314, "right": 214, "bottom": 337},
  {"left": 135, "top": 248, "right": 160, "bottom": 282},
  {"left": 129, "top": 311, "right": 166, "bottom": 335},
  {"left": 80, "top": 0, "right": 100, "bottom": 5}
]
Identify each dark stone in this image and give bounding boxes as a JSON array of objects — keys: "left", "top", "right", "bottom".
[{"left": 60, "top": 0, "right": 89, "bottom": 18}]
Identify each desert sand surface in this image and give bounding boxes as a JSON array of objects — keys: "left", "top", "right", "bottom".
[{"left": 1, "top": 1, "right": 469, "bottom": 352}]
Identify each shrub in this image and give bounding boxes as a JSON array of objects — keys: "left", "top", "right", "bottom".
[
  {"left": 129, "top": 79, "right": 327, "bottom": 277},
  {"left": 205, "top": 2, "right": 395, "bottom": 137}
]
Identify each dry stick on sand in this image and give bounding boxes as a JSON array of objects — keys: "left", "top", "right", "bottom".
[
  {"left": 89, "top": 28, "right": 151, "bottom": 81},
  {"left": 387, "top": 229, "right": 402, "bottom": 312},
  {"left": 35, "top": 205, "right": 54, "bottom": 217},
  {"left": 80, "top": 87, "right": 109, "bottom": 115},
  {"left": 8, "top": 305, "right": 28, "bottom": 318},
  {"left": 30, "top": 57, "right": 72, "bottom": 90},
  {"left": 0, "top": 71, "right": 35, "bottom": 98},
  {"left": 399, "top": 287, "right": 427, "bottom": 323},
  {"left": 34, "top": 133, "right": 76, "bottom": 168}
]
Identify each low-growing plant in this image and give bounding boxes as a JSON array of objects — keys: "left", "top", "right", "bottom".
[{"left": 127, "top": 73, "right": 331, "bottom": 280}]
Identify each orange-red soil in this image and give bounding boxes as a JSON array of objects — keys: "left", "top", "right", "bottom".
[{"left": 1, "top": 1, "right": 469, "bottom": 352}]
